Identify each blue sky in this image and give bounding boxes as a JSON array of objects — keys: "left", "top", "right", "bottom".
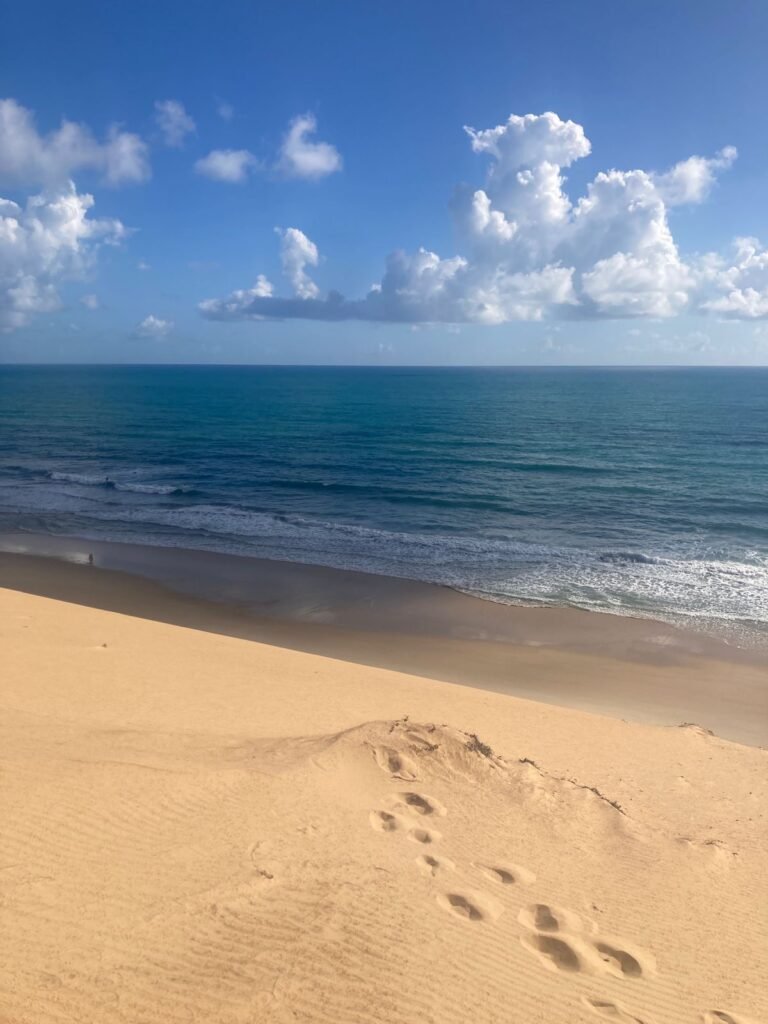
[{"left": 1, "top": 0, "right": 767, "bottom": 364}]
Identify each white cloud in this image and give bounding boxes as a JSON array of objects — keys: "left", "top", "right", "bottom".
[
  {"left": 80, "top": 293, "right": 99, "bottom": 310},
  {"left": 100, "top": 127, "right": 150, "bottom": 185},
  {"left": 137, "top": 260, "right": 151, "bottom": 271},
  {"left": 0, "top": 98, "right": 150, "bottom": 187},
  {"left": 464, "top": 189, "right": 517, "bottom": 242},
  {"left": 201, "top": 110, "right": 767, "bottom": 325},
  {"left": 134, "top": 314, "right": 173, "bottom": 338},
  {"left": 193, "top": 112, "right": 340, "bottom": 185},
  {"left": 154, "top": 99, "right": 195, "bottom": 147},
  {"left": 198, "top": 275, "right": 273, "bottom": 319},
  {"left": 217, "top": 102, "right": 234, "bottom": 121},
  {"left": 278, "top": 227, "right": 320, "bottom": 298},
  {"left": 194, "top": 148, "right": 260, "bottom": 183},
  {"left": 654, "top": 146, "right": 737, "bottom": 206},
  {"left": 698, "top": 237, "right": 768, "bottom": 318},
  {"left": 0, "top": 183, "right": 127, "bottom": 331},
  {"left": 465, "top": 111, "right": 591, "bottom": 171},
  {"left": 581, "top": 250, "right": 690, "bottom": 318},
  {"left": 703, "top": 287, "right": 768, "bottom": 319},
  {"left": 278, "top": 114, "right": 342, "bottom": 179}
]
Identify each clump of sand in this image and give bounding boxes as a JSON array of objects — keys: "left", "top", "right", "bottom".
[{"left": 1, "top": 588, "right": 766, "bottom": 1024}]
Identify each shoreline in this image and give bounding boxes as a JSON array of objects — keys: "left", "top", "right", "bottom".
[
  {"left": 1, "top": 532, "right": 766, "bottom": 746},
  {"left": 1, "top": 529, "right": 763, "bottom": 663}
]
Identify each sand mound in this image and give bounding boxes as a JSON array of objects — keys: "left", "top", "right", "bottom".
[{"left": 2, "top": 590, "right": 766, "bottom": 1024}]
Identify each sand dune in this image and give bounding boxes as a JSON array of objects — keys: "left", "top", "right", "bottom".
[{"left": 1, "top": 587, "right": 766, "bottom": 1024}]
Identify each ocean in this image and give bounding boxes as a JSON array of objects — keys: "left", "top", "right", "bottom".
[{"left": 1, "top": 365, "right": 766, "bottom": 649}]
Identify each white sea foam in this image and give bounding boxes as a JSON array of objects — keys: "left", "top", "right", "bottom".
[
  {"left": 3, "top": 465, "right": 767, "bottom": 648},
  {"left": 50, "top": 471, "right": 111, "bottom": 486},
  {"left": 46, "top": 468, "right": 186, "bottom": 495},
  {"left": 113, "top": 482, "right": 183, "bottom": 495},
  {"left": 34, "top": 500, "right": 766, "bottom": 637}
]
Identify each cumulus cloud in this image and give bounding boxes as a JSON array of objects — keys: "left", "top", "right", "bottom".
[
  {"left": 201, "top": 110, "right": 767, "bottom": 325},
  {"left": 134, "top": 314, "right": 173, "bottom": 338},
  {"left": 278, "top": 227, "right": 320, "bottom": 298},
  {"left": 0, "top": 98, "right": 150, "bottom": 187},
  {"left": 467, "top": 112, "right": 590, "bottom": 168},
  {"left": 278, "top": 114, "right": 342, "bottom": 179},
  {"left": 194, "top": 148, "right": 260, "bottom": 183},
  {"left": 0, "top": 183, "right": 127, "bottom": 331},
  {"left": 697, "top": 237, "right": 768, "bottom": 318},
  {"left": 201, "top": 229, "right": 319, "bottom": 312},
  {"left": 154, "top": 99, "right": 195, "bottom": 147},
  {"left": 193, "top": 112, "right": 340, "bottom": 184},
  {"left": 654, "top": 146, "right": 737, "bottom": 206}
]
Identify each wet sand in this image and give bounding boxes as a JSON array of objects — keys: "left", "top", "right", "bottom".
[{"left": 0, "top": 534, "right": 765, "bottom": 745}]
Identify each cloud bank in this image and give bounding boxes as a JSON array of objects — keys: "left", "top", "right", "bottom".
[{"left": 200, "top": 111, "right": 768, "bottom": 325}]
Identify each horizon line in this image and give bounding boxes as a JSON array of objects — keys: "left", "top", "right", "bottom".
[{"left": 1, "top": 362, "right": 767, "bottom": 371}]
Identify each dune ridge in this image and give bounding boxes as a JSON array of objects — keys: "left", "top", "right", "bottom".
[{"left": 1, "top": 587, "right": 766, "bottom": 1024}]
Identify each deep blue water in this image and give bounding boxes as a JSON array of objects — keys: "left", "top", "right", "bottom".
[{"left": 1, "top": 365, "right": 767, "bottom": 647}]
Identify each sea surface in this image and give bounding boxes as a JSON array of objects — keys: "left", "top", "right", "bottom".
[{"left": 1, "top": 365, "right": 767, "bottom": 649}]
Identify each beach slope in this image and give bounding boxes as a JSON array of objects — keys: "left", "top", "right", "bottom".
[{"left": 1, "top": 586, "right": 766, "bottom": 1024}]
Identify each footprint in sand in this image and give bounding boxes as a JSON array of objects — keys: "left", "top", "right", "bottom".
[
  {"left": 521, "top": 932, "right": 585, "bottom": 973},
  {"left": 478, "top": 862, "right": 536, "bottom": 887},
  {"left": 518, "top": 902, "right": 583, "bottom": 934},
  {"left": 415, "top": 853, "right": 455, "bottom": 877},
  {"left": 437, "top": 890, "right": 502, "bottom": 923},
  {"left": 388, "top": 791, "right": 447, "bottom": 818},
  {"left": 373, "top": 746, "right": 418, "bottom": 781},
  {"left": 369, "top": 810, "right": 402, "bottom": 833},
  {"left": 583, "top": 996, "right": 649, "bottom": 1022},
  {"left": 369, "top": 810, "right": 439, "bottom": 845},
  {"left": 519, "top": 904, "right": 652, "bottom": 980},
  {"left": 407, "top": 826, "right": 441, "bottom": 845},
  {"left": 592, "top": 940, "right": 646, "bottom": 979}
]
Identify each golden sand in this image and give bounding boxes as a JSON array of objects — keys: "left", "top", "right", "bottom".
[{"left": 1, "top": 585, "right": 766, "bottom": 1024}]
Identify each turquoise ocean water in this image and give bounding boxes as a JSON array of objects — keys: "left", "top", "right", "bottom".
[{"left": 0, "top": 365, "right": 766, "bottom": 648}]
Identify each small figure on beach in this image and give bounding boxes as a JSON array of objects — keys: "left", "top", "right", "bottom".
[{"left": 88, "top": 553, "right": 94, "bottom": 565}]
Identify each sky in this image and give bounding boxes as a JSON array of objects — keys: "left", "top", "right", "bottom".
[{"left": 1, "top": 0, "right": 768, "bottom": 365}]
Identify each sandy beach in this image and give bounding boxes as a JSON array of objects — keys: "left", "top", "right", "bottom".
[
  {"left": 4, "top": 1, "right": 768, "bottom": 1021},
  {"left": 1, "top": 563, "right": 766, "bottom": 1024},
  {"left": 1, "top": 537, "right": 767, "bottom": 746}
]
